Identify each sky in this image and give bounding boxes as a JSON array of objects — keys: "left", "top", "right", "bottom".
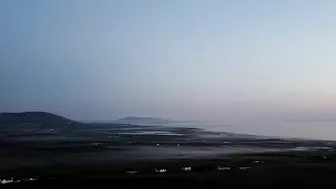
[{"left": 1, "top": 0, "right": 336, "bottom": 122}]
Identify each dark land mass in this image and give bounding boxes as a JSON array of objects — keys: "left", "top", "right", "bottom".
[
  {"left": 1, "top": 112, "right": 336, "bottom": 188},
  {"left": 0, "top": 112, "right": 84, "bottom": 130},
  {"left": 4, "top": 151, "right": 336, "bottom": 188}
]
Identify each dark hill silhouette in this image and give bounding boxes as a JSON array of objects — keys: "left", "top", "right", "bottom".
[{"left": 0, "top": 112, "right": 81, "bottom": 129}]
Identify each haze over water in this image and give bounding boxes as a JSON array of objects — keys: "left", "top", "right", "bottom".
[{"left": 158, "top": 121, "right": 336, "bottom": 141}]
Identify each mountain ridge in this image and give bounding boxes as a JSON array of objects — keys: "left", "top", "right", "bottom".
[{"left": 0, "top": 111, "right": 81, "bottom": 128}]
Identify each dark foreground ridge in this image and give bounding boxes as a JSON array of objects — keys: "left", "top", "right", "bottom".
[{"left": 3, "top": 151, "right": 336, "bottom": 188}]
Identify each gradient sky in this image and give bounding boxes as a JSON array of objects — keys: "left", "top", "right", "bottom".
[{"left": 1, "top": 0, "right": 336, "bottom": 122}]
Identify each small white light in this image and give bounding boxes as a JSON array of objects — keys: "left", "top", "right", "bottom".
[
  {"left": 1, "top": 178, "right": 14, "bottom": 184},
  {"left": 182, "top": 167, "right": 192, "bottom": 172},
  {"left": 239, "top": 167, "right": 251, "bottom": 170},
  {"left": 217, "top": 166, "right": 230, "bottom": 171},
  {"left": 155, "top": 168, "right": 167, "bottom": 173}
]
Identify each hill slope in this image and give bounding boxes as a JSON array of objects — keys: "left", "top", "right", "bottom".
[{"left": 0, "top": 112, "right": 81, "bottom": 128}]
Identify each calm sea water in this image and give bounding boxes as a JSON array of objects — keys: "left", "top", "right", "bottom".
[{"left": 150, "top": 121, "right": 336, "bottom": 141}]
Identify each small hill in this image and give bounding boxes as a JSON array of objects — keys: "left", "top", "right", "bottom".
[
  {"left": 115, "top": 117, "right": 171, "bottom": 124},
  {"left": 0, "top": 112, "right": 81, "bottom": 129}
]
